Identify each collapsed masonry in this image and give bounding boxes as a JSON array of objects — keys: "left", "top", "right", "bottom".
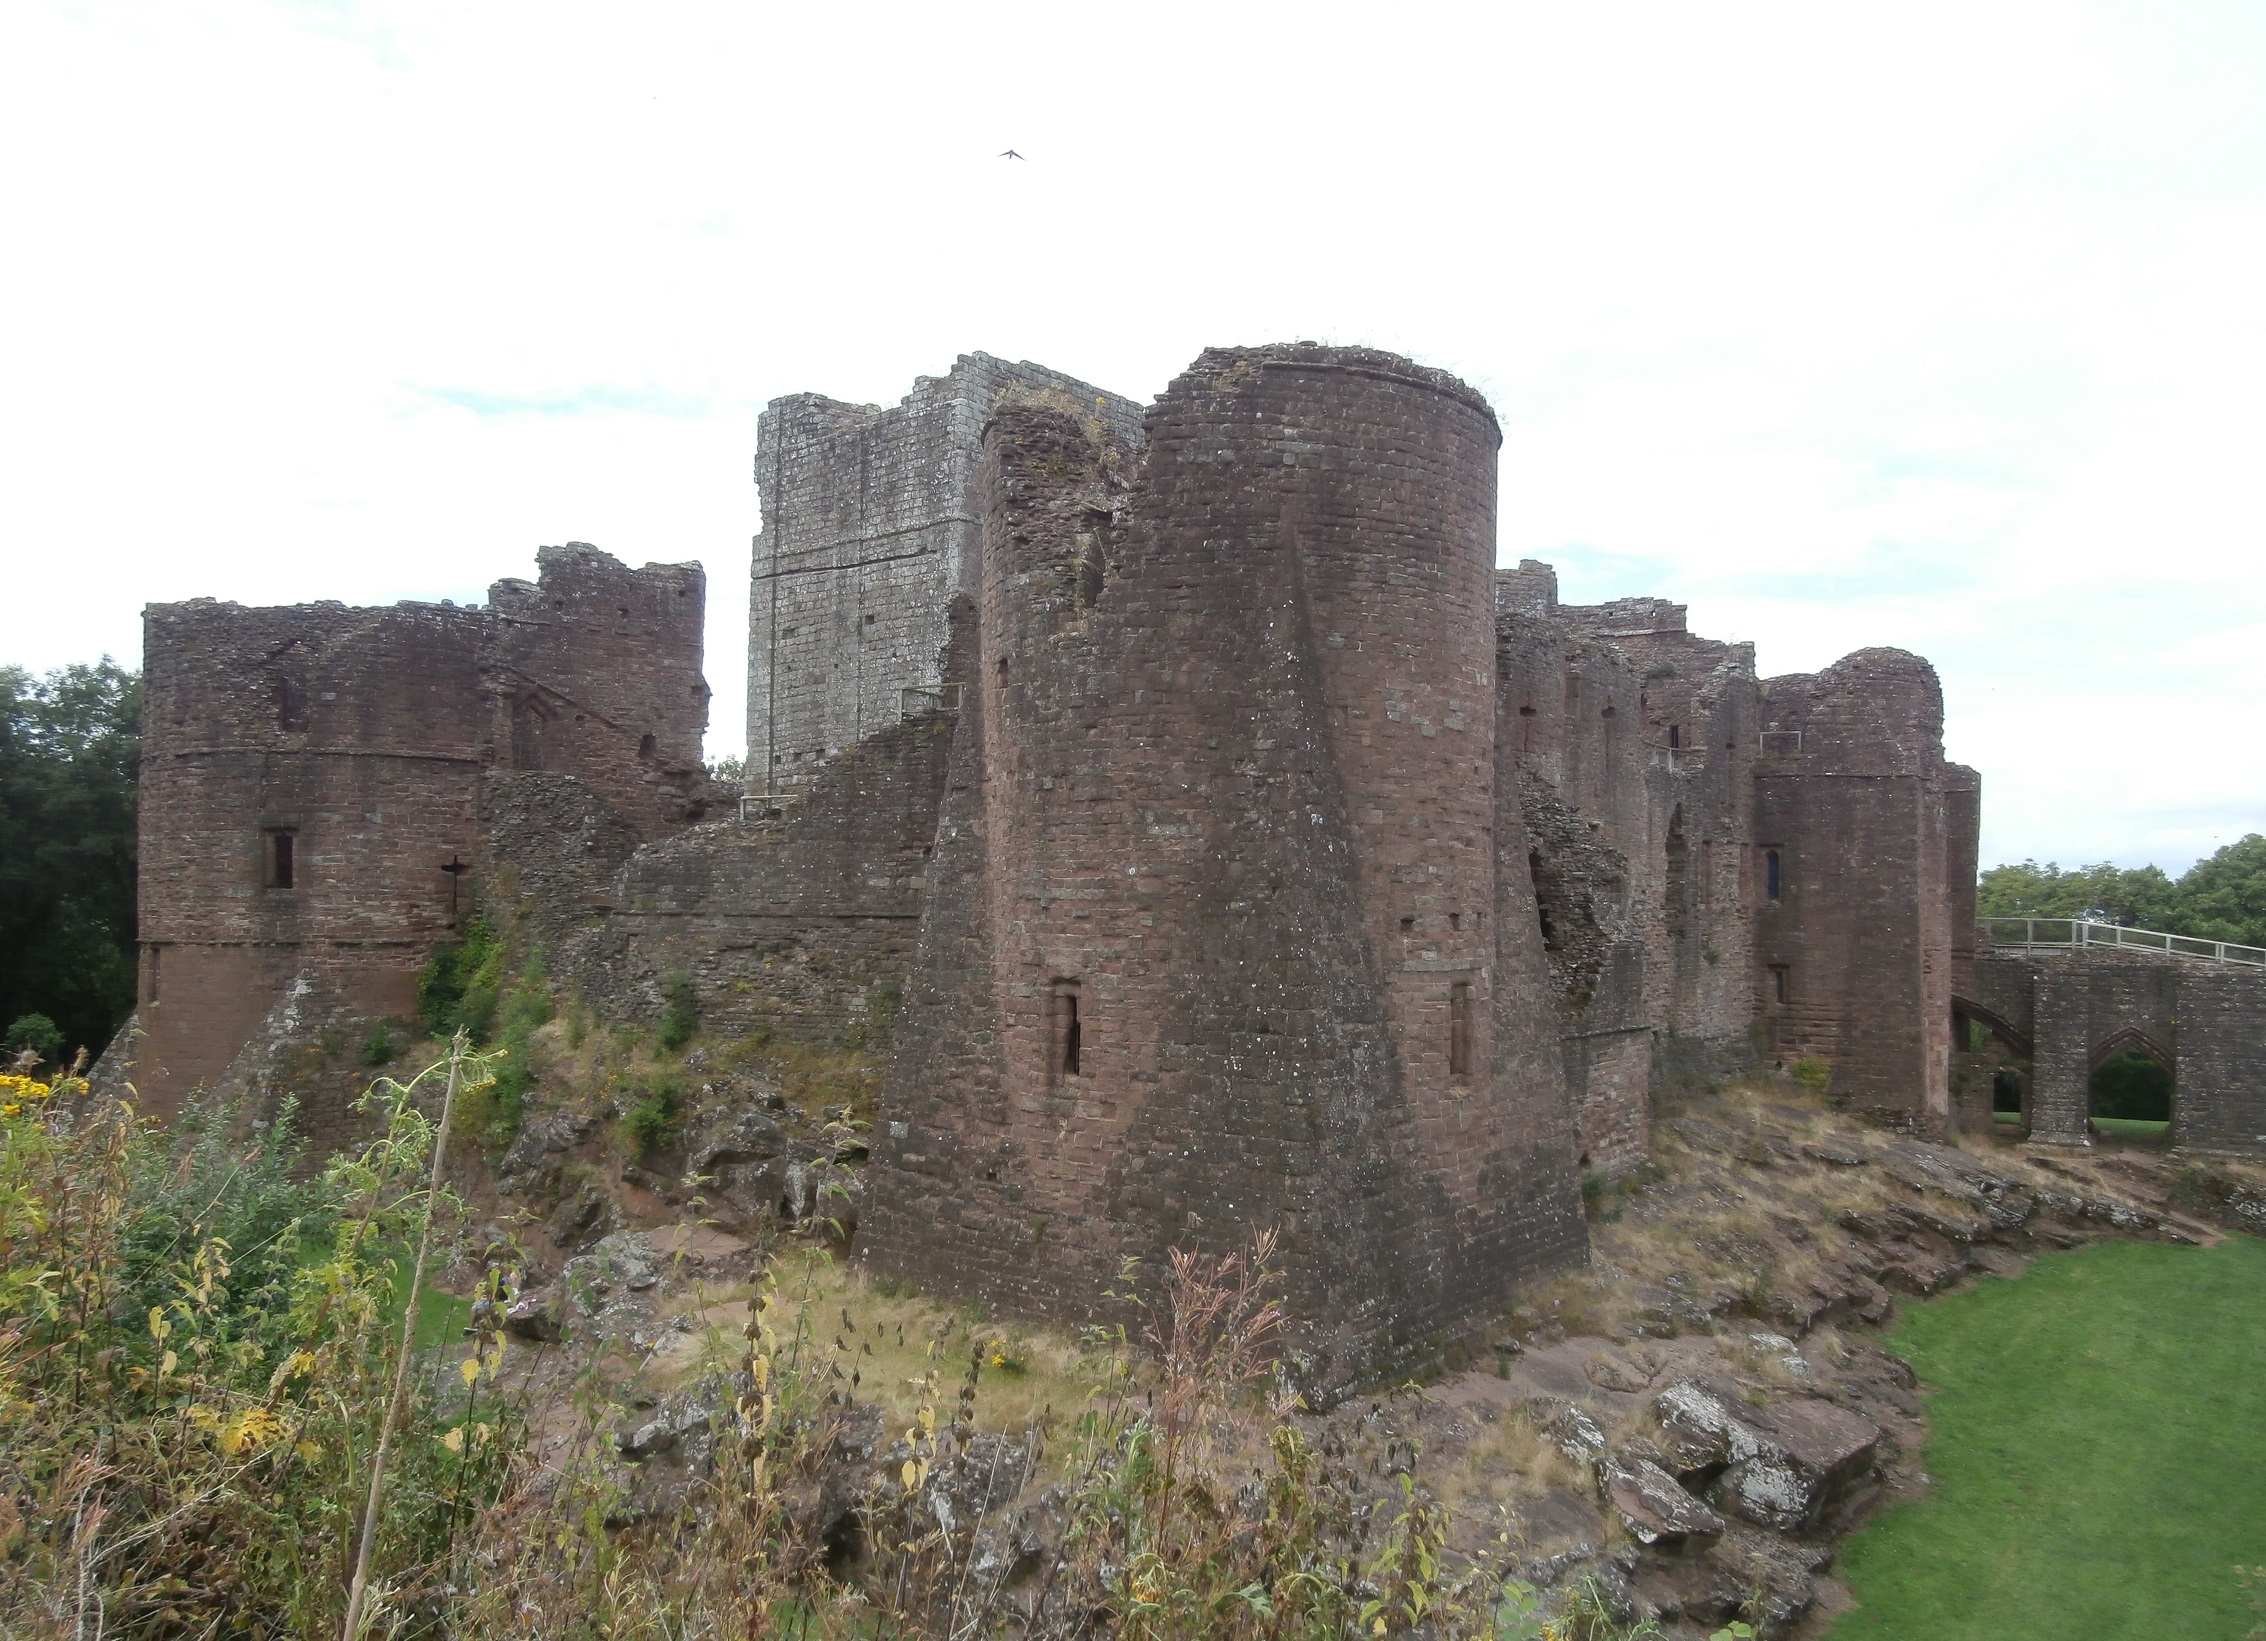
[{"left": 123, "top": 344, "right": 1993, "bottom": 1388}]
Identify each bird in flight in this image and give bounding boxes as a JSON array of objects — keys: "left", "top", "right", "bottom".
[{"left": 999, "top": 148, "right": 1025, "bottom": 159}]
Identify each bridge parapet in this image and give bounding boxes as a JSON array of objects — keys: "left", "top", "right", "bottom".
[{"left": 1983, "top": 917, "right": 2266, "bottom": 968}]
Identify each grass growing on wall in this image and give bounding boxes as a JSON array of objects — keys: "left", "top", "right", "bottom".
[{"left": 1829, "top": 1235, "right": 2266, "bottom": 1640}]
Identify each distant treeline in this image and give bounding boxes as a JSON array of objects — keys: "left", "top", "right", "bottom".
[
  {"left": 1978, "top": 836, "right": 2266, "bottom": 950},
  {"left": 0, "top": 661, "right": 139, "bottom": 1065}
]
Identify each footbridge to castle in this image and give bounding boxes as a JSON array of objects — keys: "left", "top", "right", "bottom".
[{"left": 1955, "top": 919, "right": 2266, "bottom": 1150}]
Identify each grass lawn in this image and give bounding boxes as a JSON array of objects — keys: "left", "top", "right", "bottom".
[
  {"left": 1829, "top": 1235, "right": 2266, "bottom": 1639},
  {"left": 2091, "top": 1117, "right": 2170, "bottom": 1141}
]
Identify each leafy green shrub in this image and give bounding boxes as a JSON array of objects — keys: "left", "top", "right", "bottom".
[
  {"left": 0, "top": 1052, "right": 517, "bottom": 1637},
  {"left": 620, "top": 1071, "right": 687, "bottom": 1155},
  {"left": 3, "top": 1011, "right": 62, "bottom": 1066},
  {"left": 477, "top": 954, "right": 554, "bottom": 1140},
  {"left": 418, "top": 914, "right": 502, "bottom": 1038},
  {"left": 421, "top": 921, "right": 552, "bottom": 1143},
  {"left": 657, "top": 970, "right": 699, "bottom": 1051},
  {"left": 359, "top": 1021, "right": 396, "bottom": 1066},
  {"left": 1791, "top": 1054, "right": 1832, "bottom": 1093}
]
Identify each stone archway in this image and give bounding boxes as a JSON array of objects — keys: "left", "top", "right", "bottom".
[
  {"left": 1953, "top": 997, "right": 2034, "bottom": 1135},
  {"left": 2088, "top": 1027, "right": 2174, "bottom": 1139}
]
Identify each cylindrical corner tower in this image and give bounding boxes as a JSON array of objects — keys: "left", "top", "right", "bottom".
[{"left": 865, "top": 344, "right": 1585, "bottom": 1395}]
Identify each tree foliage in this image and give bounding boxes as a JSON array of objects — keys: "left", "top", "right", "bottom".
[
  {"left": 1978, "top": 835, "right": 2266, "bottom": 948},
  {"left": 0, "top": 659, "right": 139, "bottom": 1063}
]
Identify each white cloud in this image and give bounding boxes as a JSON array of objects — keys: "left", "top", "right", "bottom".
[{"left": 3, "top": 0, "right": 2263, "bottom": 872}]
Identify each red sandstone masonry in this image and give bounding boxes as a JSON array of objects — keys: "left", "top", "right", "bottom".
[
  {"left": 1751, "top": 649, "right": 1964, "bottom": 1126},
  {"left": 860, "top": 348, "right": 1587, "bottom": 1392},
  {"left": 133, "top": 546, "right": 705, "bottom": 1117}
]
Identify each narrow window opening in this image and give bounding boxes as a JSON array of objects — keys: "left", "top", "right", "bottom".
[
  {"left": 1400, "top": 916, "right": 1416, "bottom": 932},
  {"left": 1769, "top": 964, "right": 1790, "bottom": 1005},
  {"left": 864, "top": 612, "right": 877, "bottom": 625},
  {"left": 265, "top": 830, "right": 297, "bottom": 889},
  {"left": 1518, "top": 704, "right": 1536, "bottom": 717},
  {"left": 1051, "top": 982, "right": 1082, "bottom": 1080},
  {"left": 1449, "top": 982, "right": 1473, "bottom": 1079},
  {"left": 1449, "top": 912, "right": 1462, "bottom": 931},
  {"left": 1664, "top": 807, "right": 1689, "bottom": 942},
  {"left": 1668, "top": 724, "right": 1681, "bottom": 748},
  {"left": 1765, "top": 848, "right": 1783, "bottom": 902},
  {"left": 637, "top": 732, "right": 657, "bottom": 761},
  {"left": 274, "top": 671, "right": 311, "bottom": 732},
  {"left": 512, "top": 700, "right": 547, "bottom": 771}
]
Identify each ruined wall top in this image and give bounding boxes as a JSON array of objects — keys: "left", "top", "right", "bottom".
[
  {"left": 1160, "top": 343, "right": 1502, "bottom": 435},
  {"left": 746, "top": 352, "right": 1138, "bottom": 794}
]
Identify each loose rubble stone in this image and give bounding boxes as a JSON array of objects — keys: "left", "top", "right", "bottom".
[{"left": 1596, "top": 1453, "right": 1726, "bottom": 1549}]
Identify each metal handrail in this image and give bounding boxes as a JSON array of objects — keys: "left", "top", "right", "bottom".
[{"left": 1980, "top": 916, "right": 2266, "bottom": 967}]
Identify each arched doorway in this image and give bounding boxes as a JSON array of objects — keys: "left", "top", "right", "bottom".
[
  {"left": 2088, "top": 1029, "right": 2173, "bottom": 1144},
  {"left": 1953, "top": 1000, "right": 2033, "bottom": 1137}
]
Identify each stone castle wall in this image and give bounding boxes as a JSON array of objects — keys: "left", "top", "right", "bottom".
[
  {"left": 1750, "top": 650, "right": 1976, "bottom": 1127},
  {"left": 747, "top": 355, "right": 1142, "bottom": 795},
  {"left": 1493, "top": 565, "right": 1769, "bottom": 1171},
  {"left": 131, "top": 545, "right": 706, "bottom": 1117}
]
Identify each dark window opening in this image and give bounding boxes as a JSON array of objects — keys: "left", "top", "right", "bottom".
[
  {"left": 1449, "top": 981, "right": 1473, "bottom": 1078},
  {"left": 864, "top": 612, "right": 877, "bottom": 624},
  {"left": 1764, "top": 848, "right": 1783, "bottom": 902},
  {"left": 274, "top": 671, "right": 311, "bottom": 732},
  {"left": 1665, "top": 808, "right": 1689, "bottom": 942},
  {"left": 1769, "top": 964, "right": 1789, "bottom": 1005},
  {"left": 1530, "top": 851, "right": 1558, "bottom": 950},
  {"left": 1401, "top": 916, "right": 1416, "bottom": 932},
  {"left": 1668, "top": 724, "right": 1681, "bottom": 748},
  {"left": 1052, "top": 983, "right": 1082, "bottom": 1079},
  {"left": 1518, "top": 704, "right": 1536, "bottom": 717},
  {"left": 265, "top": 830, "right": 297, "bottom": 890},
  {"left": 1449, "top": 912, "right": 1462, "bottom": 931},
  {"left": 1601, "top": 705, "right": 1617, "bottom": 719},
  {"left": 1992, "top": 1068, "right": 2025, "bottom": 1115},
  {"left": 512, "top": 701, "right": 547, "bottom": 771},
  {"left": 637, "top": 732, "right": 657, "bottom": 760}
]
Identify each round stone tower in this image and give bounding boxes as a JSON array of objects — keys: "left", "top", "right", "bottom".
[
  {"left": 1140, "top": 346, "right": 1506, "bottom": 1180},
  {"left": 865, "top": 344, "right": 1585, "bottom": 1394}
]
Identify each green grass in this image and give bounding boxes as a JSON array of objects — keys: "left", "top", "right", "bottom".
[
  {"left": 1829, "top": 1235, "right": 2266, "bottom": 1639},
  {"left": 2090, "top": 1117, "right": 2170, "bottom": 1141}
]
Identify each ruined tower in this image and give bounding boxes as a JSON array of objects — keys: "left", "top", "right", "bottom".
[
  {"left": 747, "top": 355, "right": 1141, "bottom": 795},
  {"left": 859, "top": 347, "right": 1587, "bottom": 1387},
  {"left": 132, "top": 545, "right": 706, "bottom": 1122}
]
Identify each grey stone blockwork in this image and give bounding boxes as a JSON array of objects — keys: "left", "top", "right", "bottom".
[{"left": 746, "top": 354, "right": 1144, "bottom": 795}]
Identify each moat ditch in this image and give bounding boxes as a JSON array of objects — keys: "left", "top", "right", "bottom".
[
  {"left": 1822, "top": 1233, "right": 2266, "bottom": 1640},
  {"left": 427, "top": 1034, "right": 2266, "bottom": 1639}
]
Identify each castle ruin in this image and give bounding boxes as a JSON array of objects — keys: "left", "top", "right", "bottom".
[{"left": 127, "top": 339, "right": 2165, "bottom": 1387}]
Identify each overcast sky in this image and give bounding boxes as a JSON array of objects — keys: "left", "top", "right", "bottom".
[{"left": 6, "top": 1, "right": 2262, "bottom": 874}]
